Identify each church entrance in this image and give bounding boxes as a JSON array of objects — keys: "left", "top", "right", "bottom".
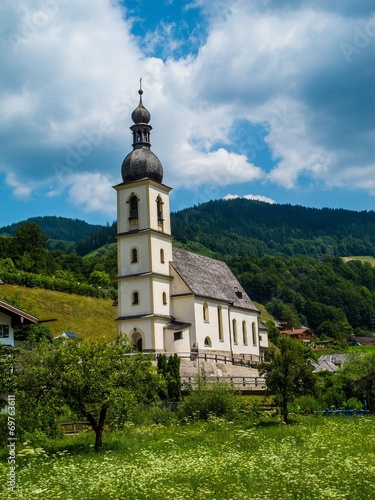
[
  {"left": 136, "top": 337, "right": 142, "bottom": 351},
  {"left": 131, "top": 330, "right": 143, "bottom": 352}
]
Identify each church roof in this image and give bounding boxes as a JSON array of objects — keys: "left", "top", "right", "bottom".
[{"left": 171, "top": 248, "right": 259, "bottom": 312}]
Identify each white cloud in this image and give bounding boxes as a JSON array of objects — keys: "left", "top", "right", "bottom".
[
  {"left": 0, "top": 0, "right": 373, "bottom": 219},
  {"left": 67, "top": 172, "right": 116, "bottom": 217},
  {"left": 224, "top": 193, "right": 276, "bottom": 204}
]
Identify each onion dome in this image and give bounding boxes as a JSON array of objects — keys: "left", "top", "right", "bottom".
[
  {"left": 121, "top": 80, "right": 163, "bottom": 184},
  {"left": 122, "top": 148, "right": 163, "bottom": 183},
  {"left": 131, "top": 89, "right": 151, "bottom": 124}
]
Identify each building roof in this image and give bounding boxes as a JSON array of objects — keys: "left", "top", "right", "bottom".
[
  {"left": 281, "top": 328, "right": 315, "bottom": 336},
  {"left": 0, "top": 299, "right": 39, "bottom": 326},
  {"left": 171, "top": 248, "right": 258, "bottom": 312},
  {"left": 164, "top": 320, "right": 191, "bottom": 331},
  {"left": 311, "top": 353, "right": 348, "bottom": 373},
  {"left": 121, "top": 85, "right": 163, "bottom": 184}
]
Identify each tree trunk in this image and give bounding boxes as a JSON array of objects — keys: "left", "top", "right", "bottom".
[
  {"left": 281, "top": 395, "right": 289, "bottom": 424},
  {"left": 84, "top": 405, "right": 108, "bottom": 452},
  {"left": 95, "top": 427, "right": 103, "bottom": 452}
]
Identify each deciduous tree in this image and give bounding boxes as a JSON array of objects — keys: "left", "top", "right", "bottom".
[
  {"left": 15, "top": 338, "right": 164, "bottom": 451},
  {"left": 259, "top": 336, "right": 315, "bottom": 423}
]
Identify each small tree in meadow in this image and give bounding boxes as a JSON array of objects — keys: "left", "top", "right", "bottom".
[
  {"left": 15, "top": 338, "right": 164, "bottom": 451},
  {"left": 259, "top": 336, "right": 316, "bottom": 423}
]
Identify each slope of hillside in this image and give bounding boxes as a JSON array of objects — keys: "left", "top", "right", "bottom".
[
  {"left": 171, "top": 199, "right": 375, "bottom": 258},
  {"left": 0, "top": 216, "right": 102, "bottom": 242},
  {"left": 1, "top": 285, "right": 117, "bottom": 342},
  {"left": 2, "top": 199, "right": 375, "bottom": 259}
]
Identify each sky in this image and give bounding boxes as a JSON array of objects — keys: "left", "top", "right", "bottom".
[{"left": 0, "top": 0, "right": 374, "bottom": 227}]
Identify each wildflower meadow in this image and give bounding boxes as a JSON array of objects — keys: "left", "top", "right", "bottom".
[{"left": 1, "top": 416, "right": 374, "bottom": 499}]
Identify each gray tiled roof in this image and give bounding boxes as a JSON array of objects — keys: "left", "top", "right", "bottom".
[{"left": 171, "top": 248, "right": 258, "bottom": 312}]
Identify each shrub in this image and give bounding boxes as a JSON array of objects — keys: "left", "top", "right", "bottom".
[{"left": 178, "top": 377, "right": 242, "bottom": 421}]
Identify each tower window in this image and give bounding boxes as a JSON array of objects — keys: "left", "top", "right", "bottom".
[
  {"left": 129, "top": 195, "right": 138, "bottom": 218},
  {"left": 132, "top": 291, "right": 139, "bottom": 305},
  {"left": 131, "top": 248, "right": 138, "bottom": 263},
  {"left": 162, "top": 292, "right": 167, "bottom": 305},
  {"left": 156, "top": 196, "right": 164, "bottom": 231},
  {"left": 160, "top": 248, "right": 165, "bottom": 263},
  {"left": 156, "top": 196, "right": 163, "bottom": 220},
  {"left": 203, "top": 302, "right": 209, "bottom": 322}
]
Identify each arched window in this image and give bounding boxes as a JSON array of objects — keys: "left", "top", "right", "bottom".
[
  {"left": 132, "top": 291, "right": 139, "bottom": 305},
  {"left": 160, "top": 248, "right": 165, "bottom": 263},
  {"left": 242, "top": 321, "right": 248, "bottom": 345},
  {"left": 252, "top": 322, "right": 257, "bottom": 346},
  {"left": 162, "top": 292, "right": 167, "bottom": 305},
  {"left": 156, "top": 196, "right": 163, "bottom": 219},
  {"left": 204, "top": 336, "right": 212, "bottom": 347},
  {"left": 218, "top": 306, "right": 224, "bottom": 341},
  {"left": 156, "top": 196, "right": 164, "bottom": 231},
  {"left": 131, "top": 248, "right": 138, "bottom": 263},
  {"left": 232, "top": 319, "right": 238, "bottom": 345},
  {"left": 203, "top": 302, "right": 209, "bottom": 322},
  {"left": 129, "top": 195, "right": 138, "bottom": 218}
]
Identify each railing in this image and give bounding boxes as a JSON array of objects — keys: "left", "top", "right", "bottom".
[
  {"left": 59, "top": 421, "right": 90, "bottom": 434},
  {"left": 126, "top": 351, "right": 263, "bottom": 366},
  {"left": 182, "top": 375, "right": 267, "bottom": 391}
]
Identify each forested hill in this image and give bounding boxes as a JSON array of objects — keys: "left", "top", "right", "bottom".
[
  {"left": 1, "top": 200, "right": 375, "bottom": 259},
  {"left": 171, "top": 199, "right": 375, "bottom": 259},
  {"left": 0, "top": 216, "right": 103, "bottom": 243}
]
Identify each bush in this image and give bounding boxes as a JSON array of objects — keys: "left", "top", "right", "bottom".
[
  {"left": 341, "top": 397, "right": 363, "bottom": 410},
  {"left": 178, "top": 377, "right": 242, "bottom": 421},
  {"left": 289, "top": 395, "right": 322, "bottom": 413}
]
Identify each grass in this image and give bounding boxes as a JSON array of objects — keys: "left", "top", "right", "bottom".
[
  {"left": 342, "top": 256, "right": 375, "bottom": 267},
  {"left": 254, "top": 302, "right": 275, "bottom": 322},
  {"left": 0, "top": 284, "right": 116, "bottom": 342},
  {"left": 1, "top": 416, "right": 374, "bottom": 499}
]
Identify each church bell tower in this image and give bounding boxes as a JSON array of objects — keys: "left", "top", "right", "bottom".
[{"left": 114, "top": 82, "right": 173, "bottom": 351}]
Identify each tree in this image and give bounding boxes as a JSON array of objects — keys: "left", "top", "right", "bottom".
[
  {"left": 16, "top": 338, "right": 164, "bottom": 451},
  {"left": 10, "top": 222, "right": 48, "bottom": 273},
  {"left": 259, "top": 336, "right": 315, "bottom": 423},
  {"left": 157, "top": 353, "right": 181, "bottom": 402},
  {"left": 14, "top": 323, "right": 53, "bottom": 342},
  {"left": 0, "top": 345, "right": 17, "bottom": 398},
  {"left": 88, "top": 270, "right": 111, "bottom": 288}
]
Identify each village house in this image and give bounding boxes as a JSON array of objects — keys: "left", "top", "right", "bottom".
[
  {"left": 280, "top": 327, "right": 316, "bottom": 344},
  {"left": 114, "top": 86, "right": 268, "bottom": 361},
  {"left": 0, "top": 299, "right": 39, "bottom": 348}
]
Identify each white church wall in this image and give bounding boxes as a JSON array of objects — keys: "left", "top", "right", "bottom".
[
  {"left": 164, "top": 326, "right": 191, "bottom": 353},
  {"left": 117, "top": 232, "right": 149, "bottom": 276},
  {"left": 150, "top": 233, "right": 172, "bottom": 275},
  {"left": 147, "top": 184, "right": 171, "bottom": 234},
  {"left": 193, "top": 299, "right": 232, "bottom": 353},
  {"left": 117, "top": 276, "right": 152, "bottom": 317},
  {"left": 230, "top": 309, "right": 260, "bottom": 357},
  {"left": 152, "top": 276, "right": 171, "bottom": 317},
  {"left": 170, "top": 267, "right": 191, "bottom": 295}
]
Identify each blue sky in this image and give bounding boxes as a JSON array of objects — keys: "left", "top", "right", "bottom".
[{"left": 0, "top": 0, "right": 374, "bottom": 227}]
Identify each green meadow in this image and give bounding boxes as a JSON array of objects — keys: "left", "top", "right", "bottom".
[{"left": 1, "top": 416, "right": 375, "bottom": 499}]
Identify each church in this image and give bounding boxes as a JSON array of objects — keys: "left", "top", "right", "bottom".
[{"left": 114, "top": 86, "right": 268, "bottom": 361}]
